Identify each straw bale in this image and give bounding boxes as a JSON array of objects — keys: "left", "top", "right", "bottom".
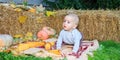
[{"left": 0, "top": 6, "right": 120, "bottom": 42}]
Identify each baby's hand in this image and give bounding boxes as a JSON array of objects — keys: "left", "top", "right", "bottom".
[
  {"left": 68, "top": 52, "right": 80, "bottom": 58},
  {"left": 68, "top": 52, "right": 77, "bottom": 56},
  {"left": 59, "top": 49, "right": 66, "bottom": 57}
]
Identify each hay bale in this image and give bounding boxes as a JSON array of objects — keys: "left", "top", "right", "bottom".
[{"left": 0, "top": 6, "right": 119, "bottom": 42}]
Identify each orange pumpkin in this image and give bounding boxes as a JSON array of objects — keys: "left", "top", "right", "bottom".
[
  {"left": 37, "top": 30, "right": 49, "bottom": 40},
  {"left": 37, "top": 26, "right": 56, "bottom": 40},
  {"left": 42, "top": 27, "right": 56, "bottom": 35}
]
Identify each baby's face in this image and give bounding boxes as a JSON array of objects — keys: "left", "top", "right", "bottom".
[{"left": 63, "top": 16, "right": 76, "bottom": 31}]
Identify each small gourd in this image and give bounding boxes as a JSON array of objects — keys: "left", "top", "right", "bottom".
[
  {"left": 42, "top": 27, "right": 56, "bottom": 35},
  {"left": 45, "top": 42, "right": 55, "bottom": 50},
  {"left": 45, "top": 42, "right": 52, "bottom": 50},
  {"left": 37, "top": 30, "right": 49, "bottom": 40},
  {"left": 0, "top": 34, "right": 13, "bottom": 47},
  {"left": 37, "top": 26, "right": 56, "bottom": 40}
]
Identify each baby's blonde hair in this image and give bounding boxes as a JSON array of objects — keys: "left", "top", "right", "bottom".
[{"left": 66, "top": 14, "right": 79, "bottom": 25}]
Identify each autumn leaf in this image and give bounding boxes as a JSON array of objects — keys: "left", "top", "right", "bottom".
[
  {"left": 46, "top": 11, "right": 56, "bottom": 17},
  {"left": 18, "top": 16, "right": 27, "bottom": 23},
  {"left": 36, "top": 17, "right": 43, "bottom": 23},
  {"left": 14, "top": 34, "right": 23, "bottom": 38},
  {"left": 26, "top": 32, "right": 33, "bottom": 37}
]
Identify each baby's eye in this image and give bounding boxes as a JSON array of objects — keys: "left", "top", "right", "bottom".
[
  {"left": 67, "top": 21, "right": 70, "bottom": 24},
  {"left": 63, "top": 20, "right": 70, "bottom": 24}
]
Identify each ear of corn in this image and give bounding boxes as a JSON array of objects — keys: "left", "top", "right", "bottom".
[
  {"left": 15, "top": 41, "right": 45, "bottom": 52},
  {"left": 48, "top": 50, "right": 61, "bottom": 55}
]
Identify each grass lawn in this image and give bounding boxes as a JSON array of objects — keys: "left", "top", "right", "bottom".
[
  {"left": 0, "top": 52, "right": 52, "bottom": 60},
  {"left": 88, "top": 40, "right": 120, "bottom": 60}
]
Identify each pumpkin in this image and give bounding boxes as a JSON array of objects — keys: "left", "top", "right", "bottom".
[
  {"left": 0, "top": 34, "right": 13, "bottom": 47},
  {"left": 42, "top": 27, "right": 56, "bottom": 35},
  {"left": 37, "top": 26, "right": 56, "bottom": 40},
  {"left": 37, "top": 30, "right": 49, "bottom": 40}
]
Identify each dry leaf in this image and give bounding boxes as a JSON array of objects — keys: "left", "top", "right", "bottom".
[
  {"left": 46, "top": 11, "right": 56, "bottom": 17},
  {"left": 18, "top": 16, "right": 27, "bottom": 23}
]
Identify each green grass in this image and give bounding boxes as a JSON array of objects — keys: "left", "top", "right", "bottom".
[
  {"left": 0, "top": 52, "right": 52, "bottom": 60},
  {"left": 88, "top": 40, "right": 120, "bottom": 60}
]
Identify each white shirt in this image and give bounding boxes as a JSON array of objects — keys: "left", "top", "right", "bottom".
[{"left": 56, "top": 29, "right": 82, "bottom": 53}]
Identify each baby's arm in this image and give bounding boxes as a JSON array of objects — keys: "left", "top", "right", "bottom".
[
  {"left": 72, "top": 32, "right": 82, "bottom": 53},
  {"left": 56, "top": 31, "right": 63, "bottom": 50}
]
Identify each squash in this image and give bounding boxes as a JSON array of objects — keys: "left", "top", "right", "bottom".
[
  {"left": 42, "top": 27, "right": 56, "bottom": 35},
  {"left": 0, "top": 34, "right": 13, "bottom": 47},
  {"left": 45, "top": 42, "right": 55, "bottom": 50},
  {"left": 37, "top": 30, "right": 49, "bottom": 40},
  {"left": 45, "top": 42, "right": 52, "bottom": 50},
  {"left": 37, "top": 26, "right": 56, "bottom": 40}
]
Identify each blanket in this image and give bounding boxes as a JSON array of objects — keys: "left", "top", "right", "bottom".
[{"left": 22, "top": 39, "right": 99, "bottom": 60}]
